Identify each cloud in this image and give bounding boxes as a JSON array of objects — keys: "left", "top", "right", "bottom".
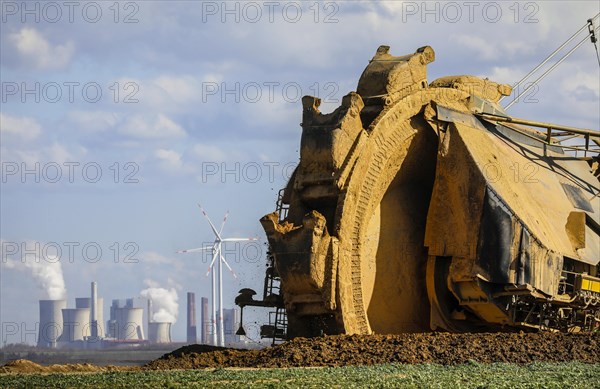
[
  {"left": 451, "top": 35, "right": 498, "bottom": 60},
  {"left": 141, "top": 251, "right": 174, "bottom": 265},
  {"left": 66, "top": 111, "right": 120, "bottom": 133},
  {"left": 9, "top": 27, "right": 74, "bottom": 70},
  {"left": 155, "top": 148, "right": 183, "bottom": 171},
  {"left": 132, "top": 73, "right": 225, "bottom": 114},
  {"left": 1, "top": 141, "right": 87, "bottom": 167},
  {"left": 138, "top": 252, "right": 185, "bottom": 275},
  {"left": 45, "top": 142, "right": 80, "bottom": 164},
  {"left": 119, "top": 113, "right": 186, "bottom": 139},
  {"left": 153, "top": 149, "right": 202, "bottom": 176},
  {"left": 484, "top": 66, "right": 526, "bottom": 84},
  {"left": 190, "top": 143, "right": 230, "bottom": 161},
  {"left": 153, "top": 75, "right": 200, "bottom": 104},
  {"left": 561, "top": 70, "right": 600, "bottom": 100},
  {"left": 502, "top": 41, "right": 535, "bottom": 57},
  {"left": 0, "top": 113, "right": 42, "bottom": 142}
]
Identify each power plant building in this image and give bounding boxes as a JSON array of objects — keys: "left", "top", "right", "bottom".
[
  {"left": 197, "top": 296, "right": 239, "bottom": 345},
  {"left": 222, "top": 308, "right": 240, "bottom": 345},
  {"left": 38, "top": 282, "right": 106, "bottom": 348},
  {"left": 36, "top": 282, "right": 181, "bottom": 348},
  {"left": 108, "top": 301, "right": 145, "bottom": 340}
]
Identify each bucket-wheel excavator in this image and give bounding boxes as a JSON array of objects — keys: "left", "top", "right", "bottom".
[{"left": 236, "top": 46, "right": 600, "bottom": 340}]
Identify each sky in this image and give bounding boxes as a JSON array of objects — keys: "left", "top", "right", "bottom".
[{"left": 1, "top": 1, "right": 599, "bottom": 345}]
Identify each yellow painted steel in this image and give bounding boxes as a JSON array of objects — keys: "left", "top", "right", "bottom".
[{"left": 581, "top": 277, "right": 600, "bottom": 293}]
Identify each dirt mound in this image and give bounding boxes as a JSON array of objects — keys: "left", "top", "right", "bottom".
[
  {"left": 3, "top": 333, "right": 597, "bottom": 373},
  {"left": 0, "top": 360, "right": 46, "bottom": 373},
  {"left": 0, "top": 359, "right": 133, "bottom": 374},
  {"left": 160, "top": 344, "right": 229, "bottom": 359},
  {"left": 146, "top": 332, "right": 600, "bottom": 369}
]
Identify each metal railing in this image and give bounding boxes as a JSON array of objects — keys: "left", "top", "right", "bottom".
[
  {"left": 475, "top": 112, "right": 600, "bottom": 157},
  {"left": 276, "top": 188, "right": 289, "bottom": 222}
]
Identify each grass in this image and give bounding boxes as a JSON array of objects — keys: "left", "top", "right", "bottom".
[{"left": 0, "top": 362, "right": 598, "bottom": 388}]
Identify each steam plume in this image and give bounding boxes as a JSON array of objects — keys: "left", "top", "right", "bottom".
[
  {"left": 140, "top": 286, "right": 179, "bottom": 323},
  {"left": 2, "top": 241, "right": 66, "bottom": 299}
]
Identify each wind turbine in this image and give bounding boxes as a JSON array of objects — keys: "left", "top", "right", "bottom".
[{"left": 177, "top": 204, "right": 256, "bottom": 347}]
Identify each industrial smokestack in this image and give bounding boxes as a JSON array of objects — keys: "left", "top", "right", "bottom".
[
  {"left": 148, "top": 298, "right": 153, "bottom": 326},
  {"left": 38, "top": 299, "right": 67, "bottom": 348},
  {"left": 187, "top": 292, "right": 197, "bottom": 344},
  {"left": 201, "top": 297, "right": 208, "bottom": 344},
  {"left": 91, "top": 282, "right": 98, "bottom": 338}
]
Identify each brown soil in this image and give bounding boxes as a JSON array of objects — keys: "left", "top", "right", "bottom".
[
  {"left": 0, "top": 359, "right": 136, "bottom": 374},
  {"left": 146, "top": 332, "right": 600, "bottom": 369},
  {"left": 3, "top": 332, "right": 598, "bottom": 373}
]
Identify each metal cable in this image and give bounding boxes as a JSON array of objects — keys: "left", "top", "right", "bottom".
[
  {"left": 499, "top": 14, "right": 599, "bottom": 103},
  {"left": 588, "top": 17, "right": 600, "bottom": 67},
  {"left": 505, "top": 26, "right": 600, "bottom": 110}
]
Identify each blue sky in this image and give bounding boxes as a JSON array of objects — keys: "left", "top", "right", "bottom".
[{"left": 1, "top": 1, "right": 599, "bottom": 344}]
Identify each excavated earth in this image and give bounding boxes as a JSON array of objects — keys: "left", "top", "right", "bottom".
[
  {"left": 2, "top": 333, "right": 598, "bottom": 373},
  {"left": 0, "top": 359, "right": 134, "bottom": 374},
  {"left": 145, "top": 333, "right": 600, "bottom": 369}
]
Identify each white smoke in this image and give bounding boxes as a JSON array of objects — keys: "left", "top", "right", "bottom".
[
  {"left": 140, "top": 286, "right": 179, "bottom": 323},
  {"left": 2, "top": 243, "right": 67, "bottom": 300}
]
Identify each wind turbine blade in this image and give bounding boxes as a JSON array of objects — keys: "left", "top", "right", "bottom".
[
  {"left": 220, "top": 254, "right": 238, "bottom": 279},
  {"left": 197, "top": 204, "right": 221, "bottom": 239},
  {"left": 205, "top": 248, "right": 219, "bottom": 276},
  {"left": 221, "top": 238, "right": 259, "bottom": 242},
  {"left": 176, "top": 246, "right": 213, "bottom": 254},
  {"left": 219, "top": 210, "right": 229, "bottom": 235}
]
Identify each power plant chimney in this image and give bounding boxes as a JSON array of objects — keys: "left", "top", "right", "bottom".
[
  {"left": 187, "top": 292, "right": 197, "bottom": 344},
  {"left": 91, "top": 282, "right": 98, "bottom": 338},
  {"left": 201, "top": 297, "right": 208, "bottom": 344},
  {"left": 148, "top": 298, "right": 153, "bottom": 326}
]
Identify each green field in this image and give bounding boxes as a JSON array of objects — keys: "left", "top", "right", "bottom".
[{"left": 1, "top": 362, "right": 599, "bottom": 388}]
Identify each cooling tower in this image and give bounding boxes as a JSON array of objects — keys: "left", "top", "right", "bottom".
[
  {"left": 75, "top": 297, "right": 104, "bottom": 338},
  {"left": 38, "top": 299, "right": 67, "bottom": 348},
  {"left": 58, "top": 308, "right": 91, "bottom": 343},
  {"left": 148, "top": 322, "right": 172, "bottom": 343},
  {"left": 187, "top": 292, "right": 197, "bottom": 343},
  {"left": 115, "top": 307, "right": 145, "bottom": 340}
]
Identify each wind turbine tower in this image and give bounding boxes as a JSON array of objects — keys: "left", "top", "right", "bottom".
[{"left": 178, "top": 204, "right": 256, "bottom": 347}]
